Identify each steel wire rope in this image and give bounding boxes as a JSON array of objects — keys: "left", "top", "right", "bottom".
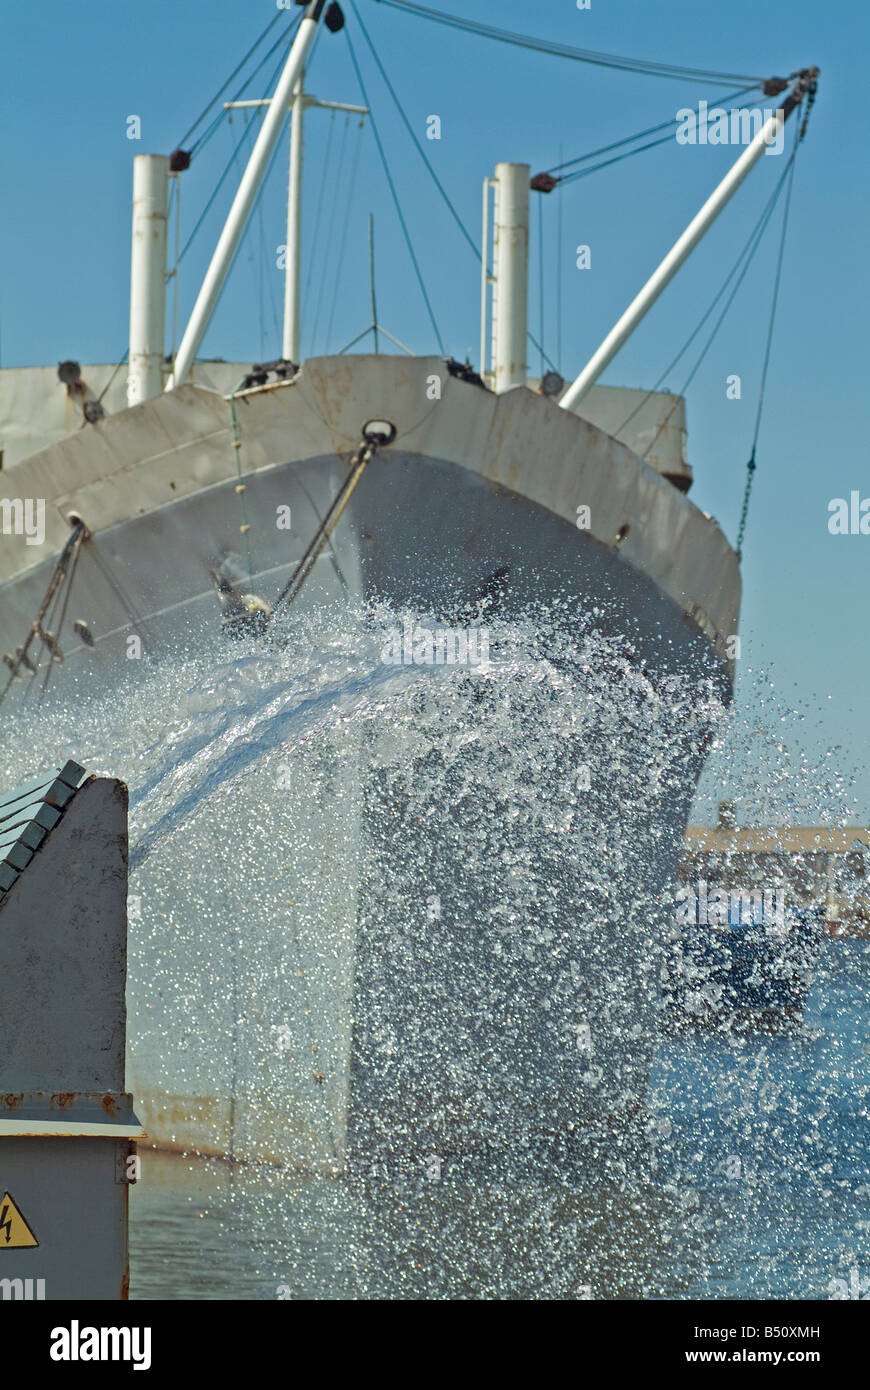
[
  {"left": 23, "top": 568, "right": 69, "bottom": 700},
  {"left": 96, "top": 351, "right": 129, "bottom": 407},
  {"left": 324, "top": 118, "right": 367, "bottom": 352},
  {"left": 736, "top": 115, "right": 803, "bottom": 558},
  {"left": 256, "top": 190, "right": 283, "bottom": 352},
  {"left": 85, "top": 546, "right": 154, "bottom": 645},
  {"left": 178, "top": 48, "right": 286, "bottom": 268},
  {"left": 177, "top": 9, "right": 302, "bottom": 156},
  {"left": 311, "top": 114, "right": 353, "bottom": 353},
  {"left": 544, "top": 87, "right": 760, "bottom": 182},
  {"left": 555, "top": 96, "right": 763, "bottom": 188},
  {"left": 332, "top": 27, "right": 760, "bottom": 379},
  {"left": 370, "top": 0, "right": 771, "bottom": 86},
  {"left": 302, "top": 109, "right": 339, "bottom": 327},
  {"left": 344, "top": 20, "right": 445, "bottom": 353},
  {"left": 226, "top": 113, "right": 267, "bottom": 355},
  {"left": 350, "top": 0, "right": 479, "bottom": 261},
  {"left": 610, "top": 147, "right": 801, "bottom": 445},
  {"left": 221, "top": 129, "right": 295, "bottom": 580},
  {"left": 38, "top": 534, "right": 85, "bottom": 699},
  {"left": 631, "top": 141, "right": 801, "bottom": 479},
  {"left": 637, "top": 160, "right": 797, "bottom": 462}
]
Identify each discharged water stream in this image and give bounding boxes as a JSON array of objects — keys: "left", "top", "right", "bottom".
[{"left": 1, "top": 600, "right": 866, "bottom": 1298}]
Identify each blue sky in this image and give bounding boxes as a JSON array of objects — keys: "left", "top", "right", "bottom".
[{"left": 1, "top": 0, "right": 867, "bottom": 822}]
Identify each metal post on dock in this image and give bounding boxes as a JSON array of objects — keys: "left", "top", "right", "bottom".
[{"left": 0, "top": 762, "right": 143, "bottom": 1301}]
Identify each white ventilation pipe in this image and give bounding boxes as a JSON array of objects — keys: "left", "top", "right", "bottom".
[
  {"left": 491, "top": 162, "right": 529, "bottom": 393},
  {"left": 127, "top": 155, "right": 169, "bottom": 406}
]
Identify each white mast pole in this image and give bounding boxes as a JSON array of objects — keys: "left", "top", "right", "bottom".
[
  {"left": 559, "top": 76, "right": 813, "bottom": 413},
  {"left": 127, "top": 154, "right": 169, "bottom": 406},
  {"left": 480, "top": 176, "right": 493, "bottom": 387},
  {"left": 166, "top": 0, "right": 327, "bottom": 390},
  {"left": 283, "top": 73, "right": 305, "bottom": 362},
  {"left": 492, "top": 162, "right": 530, "bottom": 393}
]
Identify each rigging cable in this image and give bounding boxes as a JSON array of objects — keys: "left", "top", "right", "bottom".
[
  {"left": 344, "top": 20, "right": 445, "bottom": 353},
  {"left": 544, "top": 89, "right": 761, "bottom": 187},
  {"left": 610, "top": 144, "right": 801, "bottom": 446},
  {"left": 175, "top": 8, "right": 300, "bottom": 154},
  {"left": 302, "top": 109, "right": 339, "bottom": 323},
  {"left": 311, "top": 114, "right": 353, "bottom": 352},
  {"left": 636, "top": 144, "right": 800, "bottom": 470},
  {"left": 178, "top": 48, "right": 286, "bottom": 267},
  {"left": 188, "top": 19, "right": 299, "bottom": 162},
  {"left": 23, "top": 549, "right": 72, "bottom": 701},
  {"left": 256, "top": 183, "right": 283, "bottom": 352},
  {"left": 529, "top": 332, "right": 559, "bottom": 378},
  {"left": 736, "top": 114, "right": 803, "bottom": 559},
  {"left": 545, "top": 89, "right": 759, "bottom": 178},
  {"left": 349, "top": 0, "right": 479, "bottom": 260},
  {"left": 38, "top": 530, "right": 85, "bottom": 699},
  {"left": 370, "top": 0, "right": 773, "bottom": 86},
  {"left": 96, "top": 350, "right": 129, "bottom": 407},
  {"left": 358, "top": 0, "right": 555, "bottom": 375},
  {"left": 328, "top": 29, "right": 764, "bottom": 379},
  {"left": 229, "top": 387, "right": 255, "bottom": 580},
  {"left": 324, "top": 118, "right": 367, "bottom": 352},
  {"left": 369, "top": 214, "right": 379, "bottom": 354},
  {"left": 226, "top": 112, "right": 272, "bottom": 360},
  {"left": 86, "top": 545, "right": 154, "bottom": 647},
  {"left": 178, "top": 107, "right": 261, "bottom": 264},
  {"left": 0, "top": 521, "right": 88, "bottom": 709},
  {"left": 271, "top": 426, "right": 394, "bottom": 615}
]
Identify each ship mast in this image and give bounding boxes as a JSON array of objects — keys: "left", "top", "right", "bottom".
[
  {"left": 559, "top": 68, "right": 818, "bottom": 413},
  {"left": 165, "top": 0, "right": 329, "bottom": 390},
  {"left": 222, "top": 82, "right": 368, "bottom": 364},
  {"left": 286, "top": 74, "right": 306, "bottom": 363}
]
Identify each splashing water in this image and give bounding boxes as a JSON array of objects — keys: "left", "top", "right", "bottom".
[{"left": 1, "top": 599, "right": 866, "bottom": 1298}]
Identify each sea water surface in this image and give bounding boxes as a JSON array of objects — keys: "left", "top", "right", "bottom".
[{"left": 126, "top": 940, "right": 868, "bottom": 1300}]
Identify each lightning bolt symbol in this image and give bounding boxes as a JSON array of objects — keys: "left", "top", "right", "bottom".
[{"left": 0, "top": 1204, "right": 12, "bottom": 1245}]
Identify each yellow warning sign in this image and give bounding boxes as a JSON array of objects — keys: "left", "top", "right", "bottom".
[{"left": 0, "top": 1193, "right": 38, "bottom": 1249}]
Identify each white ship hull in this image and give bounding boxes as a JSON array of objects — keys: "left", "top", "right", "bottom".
[{"left": 0, "top": 356, "right": 739, "bottom": 1170}]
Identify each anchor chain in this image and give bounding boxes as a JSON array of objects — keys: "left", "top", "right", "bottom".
[
  {"left": 0, "top": 517, "right": 90, "bottom": 706},
  {"left": 271, "top": 419, "right": 396, "bottom": 617}
]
